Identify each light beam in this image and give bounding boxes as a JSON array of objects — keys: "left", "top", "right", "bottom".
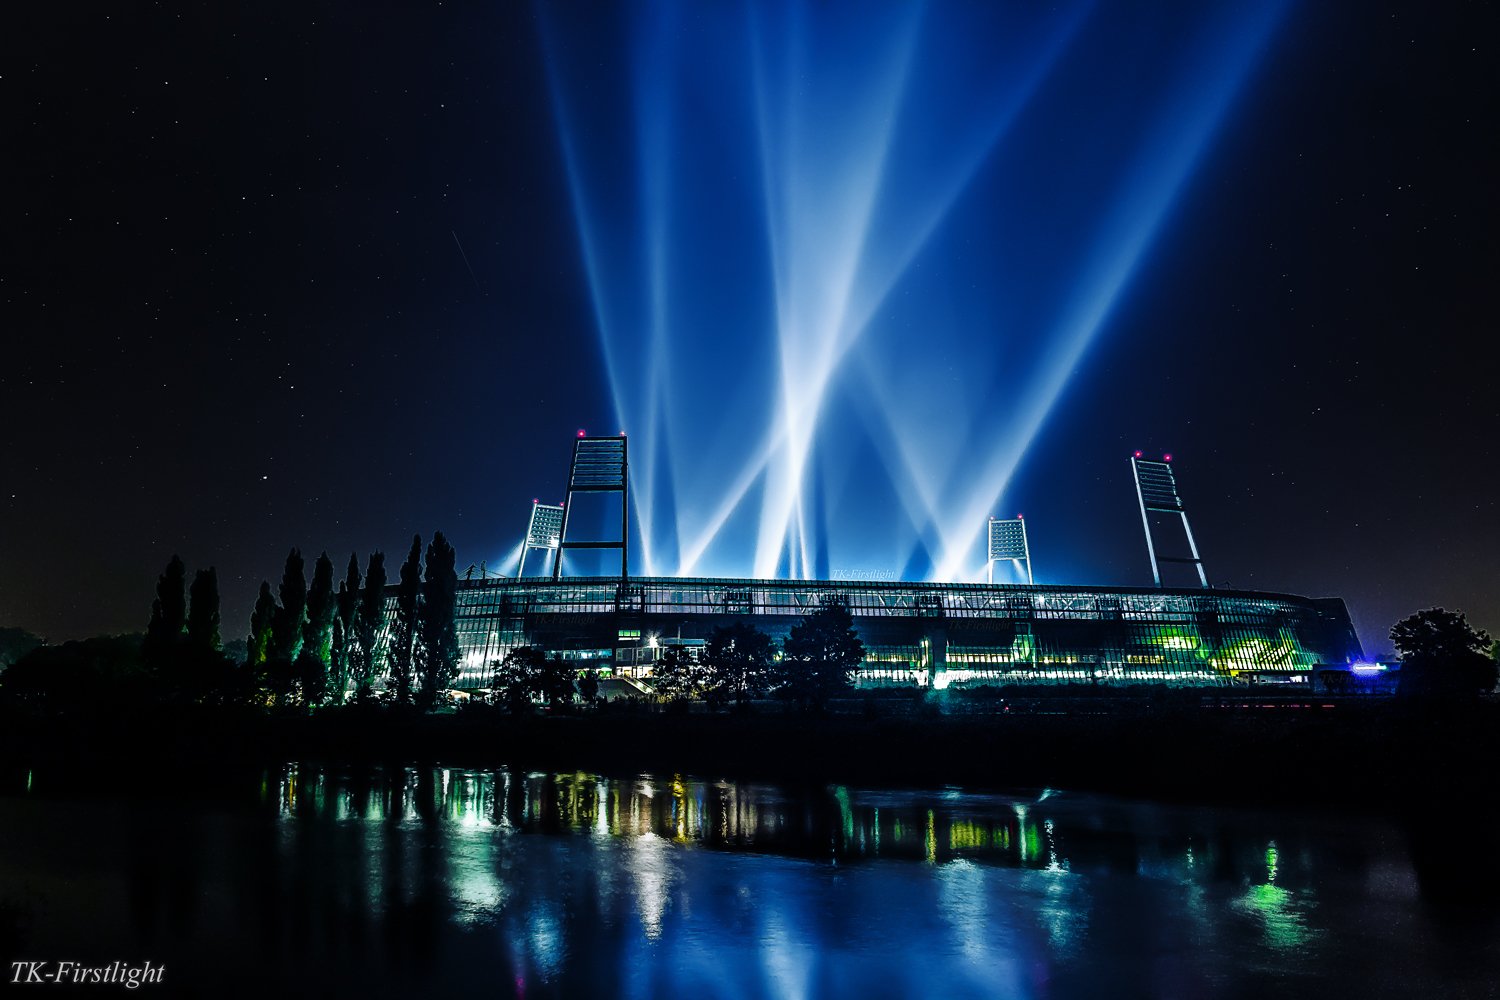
[{"left": 540, "top": 0, "right": 1286, "bottom": 583}]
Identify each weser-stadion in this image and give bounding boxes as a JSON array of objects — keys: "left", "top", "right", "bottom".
[{"left": 434, "top": 438, "right": 1366, "bottom": 691}]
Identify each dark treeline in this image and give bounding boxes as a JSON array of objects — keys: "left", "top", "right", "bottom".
[{"left": 0, "top": 532, "right": 463, "bottom": 715}]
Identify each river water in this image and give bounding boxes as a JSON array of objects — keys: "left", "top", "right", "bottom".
[{"left": 1, "top": 766, "right": 1495, "bottom": 998}]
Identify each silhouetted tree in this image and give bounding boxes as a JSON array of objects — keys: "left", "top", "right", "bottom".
[
  {"left": 651, "top": 645, "right": 706, "bottom": 705},
  {"left": 270, "top": 549, "right": 307, "bottom": 663},
  {"left": 186, "top": 567, "right": 222, "bottom": 652},
  {"left": 0, "top": 635, "right": 150, "bottom": 715},
  {"left": 149, "top": 565, "right": 237, "bottom": 703},
  {"left": 577, "top": 669, "right": 601, "bottom": 709},
  {"left": 703, "top": 622, "right": 773, "bottom": 710},
  {"left": 337, "top": 553, "right": 361, "bottom": 626},
  {"left": 537, "top": 652, "right": 578, "bottom": 712},
  {"left": 776, "top": 597, "right": 866, "bottom": 711},
  {"left": 388, "top": 535, "right": 423, "bottom": 705},
  {"left": 328, "top": 616, "right": 349, "bottom": 704},
  {"left": 417, "top": 532, "right": 460, "bottom": 710},
  {"left": 492, "top": 646, "right": 545, "bottom": 714},
  {"left": 351, "top": 552, "right": 386, "bottom": 696},
  {"left": 246, "top": 581, "right": 276, "bottom": 668},
  {"left": 294, "top": 651, "right": 326, "bottom": 706},
  {"left": 1392, "top": 607, "right": 1497, "bottom": 699},
  {"left": 329, "top": 553, "right": 361, "bottom": 704},
  {"left": 0, "top": 627, "right": 46, "bottom": 670},
  {"left": 301, "top": 552, "right": 336, "bottom": 701},
  {"left": 144, "top": 555, "right": 188, "bottom": 659}
]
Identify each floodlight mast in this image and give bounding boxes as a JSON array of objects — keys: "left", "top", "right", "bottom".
[
  {"left": 1130, "top": 454, "right": 1208, "bottom": 588},
  {"left": 552, "top": 435, "right": 629, "bottom": 580},
  {"left": 516, "top": 500, "right": 564, "bottom": 577},
  {"left": 986, "top": 516, "right": 1033, "bottom": 585}
]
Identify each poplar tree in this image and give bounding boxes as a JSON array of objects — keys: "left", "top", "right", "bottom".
[
  {"left": 417, "top": 531, "right": 460, "bottom": 710},
  {"left": 270, "top": 549, "right": 307, "bottom": 663},
  {"left": 186, "top": 567, "right": 222, "bottom": 652},
  {"left": 145, "top": 555, "right": 188, "bottom": 658},
  {"left": 388, "top": 535, "right": 423, "bottom": 705},
  {"left": 303, "top": 552, "right": 337, "bottom": 667},
  {"left": 329, "top": 553, "right": 361, "bottom": 704},
  {"left": 328, "top": 616, "right": 348, "bottom": 704},
  {"left": 247, "top": 581, "right": 276, "bottom": 667},
  {"left": 352, "top": 552, "right": 387, "bottom": 695}
]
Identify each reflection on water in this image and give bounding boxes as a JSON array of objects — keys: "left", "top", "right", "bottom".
[
  {"left": 1, "top": 766, "right": 1497, "bottom": 998},
  {"left": 1230, "top": 841, "right": 1321, "bottom": 953}
]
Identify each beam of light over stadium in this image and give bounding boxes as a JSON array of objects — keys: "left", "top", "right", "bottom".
[{"left": 540, "top": 0, "right": 1284, "bottom": 583}]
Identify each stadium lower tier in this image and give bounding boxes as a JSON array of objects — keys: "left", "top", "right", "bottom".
[{"left": 398, "top": 577, "right": 1366, "bottom": 691}]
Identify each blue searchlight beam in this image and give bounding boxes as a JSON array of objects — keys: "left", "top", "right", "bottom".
[{"left": 540, "top": 0, "right": 1285, "bottom": 582}]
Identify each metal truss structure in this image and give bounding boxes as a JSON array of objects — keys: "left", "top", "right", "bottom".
[
  {"left": 1131, "top": 454, "right": 1208, "bottom": 589},
  {"left": 987, "top": 517, "right": 1033, "bottom": 584},
  {"left": 553, "top": 435, "right": 629, "bottom": 581},
  {"left": 516, "top": 501, "right": 564, "bottom": 578}
]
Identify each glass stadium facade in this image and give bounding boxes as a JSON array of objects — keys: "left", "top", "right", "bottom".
[{"left": 402, "top": 577, "right": 1364, "bottom": 691}]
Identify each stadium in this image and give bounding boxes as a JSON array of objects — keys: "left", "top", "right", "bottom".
[
  {"left": 416, "top": 437, "right": 1368, "bottom": 692},
  {"left": 447, "top": 575, "right": 1365, "bottom": 691}
]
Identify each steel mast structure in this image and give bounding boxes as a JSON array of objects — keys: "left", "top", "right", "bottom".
[
  {"left": 553, "top": 434, "right": 629, "bottom": 580},
  {"left": 987, "top": 516, "right": 1033, "bottom": 584},
  {"left": 516, "top": 500, "right": 564, "bottom": 577},
  {"left": 1131, "top": 453, "right": 1208, "bottom": 588}
]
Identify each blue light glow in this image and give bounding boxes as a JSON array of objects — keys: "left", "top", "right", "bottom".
[{"left": 541, "top": 0, "right": 1285, "bottom": 581}]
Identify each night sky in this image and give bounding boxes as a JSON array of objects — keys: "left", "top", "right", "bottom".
[{"left": 4, "top": 1, "right": 1495, "bottom": 656}]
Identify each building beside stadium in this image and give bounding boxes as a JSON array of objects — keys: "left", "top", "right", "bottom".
[{"left": 440, "top": 575, "right": 1365, "bottom": 691}]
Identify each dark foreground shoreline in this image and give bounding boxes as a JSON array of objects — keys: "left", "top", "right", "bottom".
[{"left": 4, "top": 699, "right": 1497, "bottom": 810}]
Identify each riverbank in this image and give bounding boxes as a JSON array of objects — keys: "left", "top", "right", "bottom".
[{"left": 3, "top": 699, "right": 1495, "bottom": 808}]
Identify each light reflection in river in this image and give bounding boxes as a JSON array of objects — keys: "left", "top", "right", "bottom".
[{"left": 1, "top": 765, "right": 1497, "bottom": 998}]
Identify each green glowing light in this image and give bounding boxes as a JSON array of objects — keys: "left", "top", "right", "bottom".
[
  {"left": 949, "top": 820, "right": 995, "bottom": 850},
  {"left": 833, "top": 786, "right": 854, "bottom": 852},
  {"left": 1231, "top": 839, "right": 1321, "bottom": 950},
  {"left": 1234, "top": 883, "right": 1318, "bottom": 950},
  {"left": 1210, "top": 635, "right": 1312, "bottom": 675},
  {"left": 1156, "top": 631, "right": 1199, "bottom": 651}
]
